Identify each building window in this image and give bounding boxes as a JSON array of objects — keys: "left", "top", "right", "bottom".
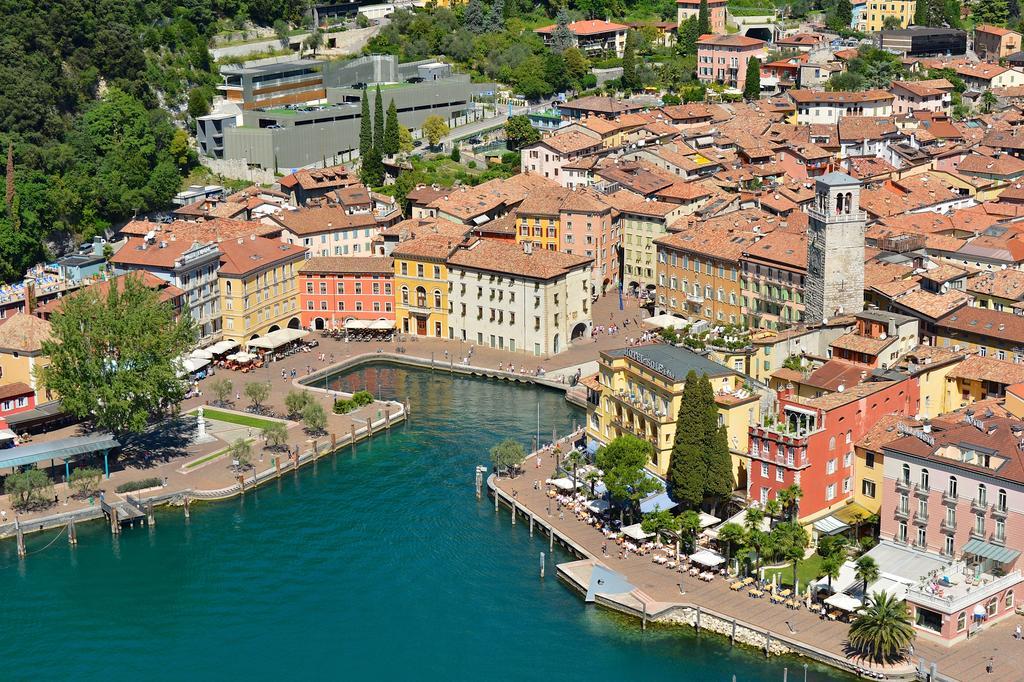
[
  {"left": 998, "top": 488, "right": 1007, "bottom": 512},
  {"left": 945, "top": 536, "right": 954, "bottom": 556},
  {"left": 826, "top": 458, "right": 837, "bottom": 475},
  {"left": 843, "top": 452, "right": 853, "bottom": 468},
  {"left": 862, "top": 479, "right": 876, "bottom": 498},
  {"left": 1006, "top": 591, "right": 1015, "bottom": 610},
  {"left": 897, "top": 522, "right": 907, "bottom": 543},
  {"left": 920, "top": 468, "right": 929, "bottom": 490},
  {"left": 761, "top": 462, "right": 769, "bottom": 477},
  {"left": 956, "top": 611, "right": 966, "bottom": 632},
  {"left": 776, "top": 467, "right": 784, "bottom": 482},
  {"left": 949, "top": 476, "right": 958, "bottom": 499},
  {"left": 987, "top": 597, "right": 998, "bottom": 617},
  {"left": 917, "top": 527, "right": 926, "bottom": 547},
  {"left": 826, "top": 483, "right": 836, "bottom": 501}
]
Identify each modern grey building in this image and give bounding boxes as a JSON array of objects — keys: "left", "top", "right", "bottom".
[{"left": 201, "top": 55, "right": 482, "bottom": 170}]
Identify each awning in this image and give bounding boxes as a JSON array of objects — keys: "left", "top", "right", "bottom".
[
  {"left": 344, "top": 319, "right": 394, "bottom": 330},
  {"left": 962, "top": 538, "right": 1022, "bottom": 564},
  {"left": 813, "top": 515, "right": 850, "bottom": 536},
  {"left": 226, "top": 352, "right": 256, "bottom": 363},
  {"left": 247, "top": 328, "right": 309, "bottom": 350},
  {"left": 698, "top": 512, "right": 721, "bottom": 529},
  {"left": 974, "top": 603, "right": 987, "bottom": 617},
  {"left": 640, "top": 491, "right": 677, "bottom": 514},
  {"left": 207, "top": 340, "right": 239, "bottom": 355},
  {"left": 0, "top": 432, "right": 119, "bottom": 468},
  {"left": 190, "top": 348, "right": 214, "bottom": 360},
  {"left": 0, "top": 428, "right": 17, "bottom": 441},
  {"left": 643, "top": 313, "right": 688, "bottom": 330},
  {"left": 689, "top": 549, "right": 726, "bottom": 567},
  {"left": 548, "top": 477, "right": 577, "bottom": 491},
  {"left": 586, "top": 499, "right": 610, "bottom": 514},
  {"left": 620, "top": 523, "right": 654, "bottom": 541},
  {"left": 824, "top": 593, "right": 862, "bottom": 611},
  {"left": 181, "top": 357, "right": 210, "bottom": 373}
]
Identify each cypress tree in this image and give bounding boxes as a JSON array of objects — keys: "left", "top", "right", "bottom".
[
  {"left": 680, "top": 16, "right": 700, "bottom": 56},
  {"left": 359, "top": 87, "right": 372, "bottom": 161},
  {"left": 743, "top": 57, "right": 761, "bottom": 101},
  {"left": 914, "top": 0, "right": 928, "bottom": 24},
  {"left": 667, "top": 370, "right": 709, "bottom": 508},
  {"left": 373, "top": 85, "right": 384, "bottom": 152},
  {"left": 383, "top": 100, "right": 400, "bottom": 157},
  {"left": 621, "top": 31, "right": 638, "bottom": 92},
  {"left": 697, "top": 0, "right": 711, "bottom": 35},
  {"left": 706, "top": 424, "right": 735, "bottom": 503}
]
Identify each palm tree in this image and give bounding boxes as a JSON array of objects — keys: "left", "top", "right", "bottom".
[
  {"left": 822, "top": 553, "right": 844, "bottom": 590},
  {"left": 981, "top": 90, "right": 998, "bottom": 114},
  {"left": 566, "top": 451, "right": 585, "bottom": 491},
  {"left": 855, "top": 555, "right": 880, "bottom": 595},
  {"left": 783, "top": 484, "right": 804, "bottom": 521},
  {"left": 848, "top": 592, "right": 915, "bottom": 663},
  {"left": 764, "top": 498, "right": 782, "bottom": 524},
  {"left": 717, "top": 522, "right": 746, "bottom": 569},
  {"left": 584, "top": 469, "right": 601, "bottom": 499},
  {"left": 744, "top": 506, "right": 764, "bottom": 534},
  {"left": 679, "top": 510, "right": 702, "bottom": 553}
]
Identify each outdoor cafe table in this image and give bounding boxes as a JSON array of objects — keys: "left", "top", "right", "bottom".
[
  {"left": 730, "top": 581, "right": 745, "bottom": 590},
  {"left": 748, "top": 589, "right": 764, "bottom": 598},
  {"left": 779, "top": 589, "right": 792, "bottom": 598}
]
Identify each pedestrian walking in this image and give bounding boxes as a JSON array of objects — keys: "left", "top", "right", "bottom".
[
  {"left": 1016, "top": 624, "right": 1022, "bottom": 640},
  {"left": 987, "top": 658, "right": 994, "bottom": 674}
]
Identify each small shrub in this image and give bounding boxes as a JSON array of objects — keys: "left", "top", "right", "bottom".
[
  {"left": 467, "top": 160, "right": 476, "bottom": 169},
  {"left": 352, "top": 390, "right": 374, "bottom": 407},
  {"left": 333, "top": 399, "right": 356, "bottom": 414},
  {"left": 116, "top": 477, "right": 164, "bottom": 493}
]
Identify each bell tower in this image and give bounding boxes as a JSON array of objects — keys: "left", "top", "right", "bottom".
[{"left": 805, "top": 172, "right": 865, "bottom": 324}]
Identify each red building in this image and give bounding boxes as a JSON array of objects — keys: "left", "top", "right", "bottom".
[
  {"left": 748, "top": 376, "right": 920, "bottom": 536},
  {"left": 297, "top": 256, "right": 395, "bottom": 330},
  {"left": 0, "top": 382, "right": 35, "bottom": 418}
]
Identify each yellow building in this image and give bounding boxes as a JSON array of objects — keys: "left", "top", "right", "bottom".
[
  {"left": 863, "top": 0, "right": 916, "bottom": 32},
  {"left": 582, "top": 344, "right": 760, "bottom": 484},
  {"left": 217, "top": 237, "right": 307, "bottom": 344},
  {"left": 0, "top": 313, "right": 52, "bottom": 402},
  {"left": 515, "top": 212, "right": 560, "bottom": 252},
  {"left": 392, "top": 234, "right": 457, "bottom": 338}
]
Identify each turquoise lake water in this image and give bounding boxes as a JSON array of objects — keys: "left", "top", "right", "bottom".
[{"left": 2, "top": 363, "right": 849, "bottom": 681}]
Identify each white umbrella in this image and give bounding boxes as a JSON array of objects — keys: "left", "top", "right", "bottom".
[
  {"left": 689, "top": 549, "right": 726, "bottom": 567},
  {"left": 825, "top": 593, "right": 863, "bottom": 611},
  {"left": 191, "top": 348, "right": 214, "bottom": 360}
]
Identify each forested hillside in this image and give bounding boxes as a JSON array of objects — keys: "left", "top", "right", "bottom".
[{"left": 0, "top": 0, "right": 305, "bottom": 281}]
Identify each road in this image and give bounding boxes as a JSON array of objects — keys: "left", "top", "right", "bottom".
[{"left": 442, "top": 98, "right": 560, "bottom": 147}]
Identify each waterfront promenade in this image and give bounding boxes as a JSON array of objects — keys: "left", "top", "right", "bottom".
[{"left": 491, "top": 444, "right": 1024, "bottom": 682}]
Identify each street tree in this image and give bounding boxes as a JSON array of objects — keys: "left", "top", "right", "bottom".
[
  {"left": 262, "top": 421, "right": 288, "bottom": 450},
  {"left": 504, "top": 115, "right": 540, "bottom": 150},
  {"left": 717, "top": 521, "right": 746, "bottom": 567},
  {"left": 285, "top": 390, "right": 312, "bottom": 418},
  {"left": 641, "top": 508, "right": 680, "bottom": 535},
  {"left": 422, "top": 115, "right": 449, "bottom": 147},
  {"left": 667, "top": 370, "right": 707, "bottom": 507},
  {"left": 40, "top": 273, "right": 195, "bottom": 435},
  {"left": 855, "top": 555, "right": 880, "bottom": 594},
  {"left": 821, "top": 554, "right": 844, "bottom": 590},
  {"left": 490, "top": 438, "right": 525, "bottom": 476},
  {"left": 229, "top": 437, "right": 252, "bottom": 470},
  {"left": 359, "top": 87, "right": 372, "bottom": 160},
  {"left": 596, "top": 435, "right": 659, "bottom": 521},
  {"left": 304, "top": 29, "right": 323, "bottom": 57},
  {"left": 69, "top": 467, "right": 102, "bottom": 497},
  {"left": 244, "top": 381, "right": 271, "bottom": 412},
  {"left": 771, "top": 521, "right": 808, "bottom": 589},
  {"left": 210, "top": 378, "right": 233, "bottom": 405},
  {"left": 5, "top": 469, "right": 52, "bottom": 509},
  {"left": 302, "top": 401, "right": 327, "bottom": 435}
]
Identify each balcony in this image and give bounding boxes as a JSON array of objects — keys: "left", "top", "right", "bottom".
[
  {"left": 941, "top": 491, "right": 958, "bottom": 506},
  {"left": 913, "top": 485, "right": 930, "bottom": 500},
  {"left": 940, "top": 518, "right": 956, "bottom": 534},
  {"left": 686, "top": 293, "right": 705, "bottom": 304},
  {"left": 913, "top": 511, "right": 929, "bottom": 526},
  {"left": 894, "top": 506, "right": 909, "bottom": 522},
  {"left": 991, "top": 533, "right": 1007, "bottom": 547},
  {"left": 971, "top": 498, "right": 989, "bottom": 514},
  {"left": 970, "top": 526, "right": 986, "bottom": 540},
  {"left": 991, "top": 504, "right": 1008, "bottom": 520},
  {"left": 895, "top": 478, "right": 911, "bottom": 493}
]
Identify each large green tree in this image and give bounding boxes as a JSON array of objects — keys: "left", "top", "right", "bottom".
[
  {"left": 679, "top": 16, "right": 700, "bottom": 56},
  {"left": 621, "top": 31, "right": 640, "bottom": 92},
  {"left": 40, "top": 274, "right": 196, "bottom": 434},
  {"left": 667, "top": 370, "right": 710, "bottom": 507},
  {"left": 373, "top": 85, "right": 385, "bottom": 152},
  {"left": 697, "top": 0, "right": 711, "bottom": 35},
  {"left": 551, "top": 7, "right": 575, "bottom": 52},
  {"left": 359, "top": 87, "right": 373, "bottom": 161},
  {"left": 596, "top": 435, "right": 659, "bottom": 521},
  {"left": 383, "top": 100, "right": 400, "bottom": 157},
  {"left": 972, "top": 0, "right": 1009, "bottom": 24},
  {"left": 504, "top": 115, "right": 541, "bottom": 150}
]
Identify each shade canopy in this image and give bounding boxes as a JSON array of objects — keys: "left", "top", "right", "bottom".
[
  {"left": 190, "top": 348, "right": 214, "bottom": 360},
  {"left": 344, "top": 319, "right": 394, "bottom": 330},
  {"left": 698, "top": 512, "right": 721, "bottom": 529},
  {"left": 0, "top": 432, "right": 119, "bottom": 468},
  {"left": 639, "top": 491, "right": 677, "bottom": 514},
  {"left": 207, "top": 339, "right": 239, "bottom": 355},
  {"left": 226, "top": 352, "right": 256, "bottom": 363},
  {"left": 176, "top": 357, "right": 210, "bottom": 376},
  {"left": 586, "top": 499, "right": 610, "bottom": 513},
  {"left": 962, "top": 538, "right": 1021, "bottom": 564},
  {"left": 824, "top": 593, "right": 862, "bottom": 611},
  {"left": 247, "top": 328, "right": 309, "bottom": 350},
  {"left": 548, "top": 477, "right": 578, "bottom": 491},
  {"left": 643, "top": 313, "right": 688, "bottom": 330},
  {"left": 689, "top": 549, "right": 726, "bottom": 567},
  {"left": 620, "top": 523, "right": 654, "bottom": 541}
]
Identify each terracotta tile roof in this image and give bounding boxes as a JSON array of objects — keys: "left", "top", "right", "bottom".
[
  {"left": 946, "top": 353, "right": 1024, "bottom": 384},
  {"left": 298, "top": 256, "right": 394, "bottom": 275},
  {"left": 427, "top": 174, "right": 555, "bottom": 221},
  {"left": 120, "top": 218, "right": 275, "bottom": 242},
  {"left": 560, "top": 188, "right": 613, "bottom": 213},
  {"left": 516, "top": 185, "right": 572, "bottom": 217},
  {"left": 958, "top": 152, "right": 1024, "bottom": 178},
  {"left": 955, "top": 63, "right": 1010, "bottom": 80},
  {"left": 802, "top": 358, "right": 871, "bottom": 391},
  {"left": 940, "top": 306, "right": 1024, "bottom": 343},
  {"left": 833, "top": 48, "right": 859, "bottom": 60},
  {"left": 893, "top": 289, "right": 971, "bottom": 320},
  {"left": 217, "top": 237, "right": 306, "bottom": 278},
  {"left": 976, "top": 24, "right": 1019, "bottom": 37},
  {"left": 579, "top": 372, "right": 603, "bottom": 392},
  {"left": 788, "top": 89, "right": 894, "bottom": 104},
  {"left": 406, "top": 185, "right": 451, "bottom": 206},
  {"left": 856, "top": 414, "right": 924, "bottom": 452},
  {"left": 919, "top": 263, "right": 968, "bottom": 284},
  {"left": 655, "top": 180, "right": 717, "bottom": 202},
  {"left": 966, "top": 269, "right": 1024, "bottom": 300},
  {"left": 0, "top": 381, "right": 33, "bottom": 401},
  {"left": 0, "top": 313, "right": 51, "bottom": 353},
  {"left": 838, "top": 116, "right": 899, "bottom": 142},
  {"left": 741, "top": 230, "right": 808, "bottom": 270},
  {"left": 872, "top": 277, "right": 922, "bottom": 299},
  {"left": 379, "top": 216, "right": 470, "bottom": 239},
  {"left": 846, "top": 156, "right": 898, "bottom": 179},
  {"left": 535, "top": 19, "right": 628, "bottom": 35},
  {"left": 391, "top": 234, "right": 463, "bottom": 262},
  {"left": 110, "top": 237, "right": 205, "bottom": 270},
  {"left": 794, "top": 378, "right": 901, "bottom": 410},
  {"left": 279, "top": 164, "right": 360, "bottom": 192},
  {"left": 595, "top": 160, "right": 675, "bottom": 195},
  {"left": 697, "top": 33, "right": 766, "bottom": 48},
  {"left": 654, "top": 223, "right": 761, "bottom": 263},
  {"left": 859, "top": 174, "right": 958, "bottom": 218},
  {"left": 864, "top": 260, "right": 915, "bottom": 289},
  {"left": 776, "top": 33, "right": 823, "bottom": 46},
  {"left": 604, "top": 189, "right": 679, "bottom": 218},
  {"left": 270, "top": 206, "right": 377, "bottom": 235},
  {"left": 831, "top": 332, "right": 895, "bottom": 356},
  {"left": 658, "top": 103, "right": 731, "bottom": 122},
  {"left": 558, "top": 96, "right": 645, "bottom": 115},
  {"left": 447, "top": 238, "right": 592, "bottom": 279},
  {"left": 535, "top": 130, "right": 602, "bottom": 155},
  {"left": 891, "top": 79, "right": 955, "bottom": 97}
]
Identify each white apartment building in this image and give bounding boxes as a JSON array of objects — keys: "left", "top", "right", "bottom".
[
  {"left": 267, "top": 205, "right": 380, "bottom": 257},
  {"left": 447, "top": 239, "right": 593, "bottom": 356},
  {"left": 787, "top": 89, "right": 894, "bottom": 124}
]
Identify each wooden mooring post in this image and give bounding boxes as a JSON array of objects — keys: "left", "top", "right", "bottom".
[
  {"left": 475, "top": 468, "right": 483, "bottom": 500},
  {"left": 68, "top": 517, "right": 78, "bottom": 545},
  {"left": 540, "top": 552, "right": 545, "bottom": 578},
  {"left": 529, "top": 514, "right": 534, "bottom": 537},
  {"left": 147, "top": 501, "right": 155, "bottom": 526},
  {"left": 183, "top": 495, "right": 191, "bottom": 520},
  {"left": 494, "top": 487, "right": 499, "bottom": 513},
  {"left": 350, "top": 424, "right": 356, "bottom": 452},
  {"left": 16, "top": 521, "right": 25, "bottom": 557},
  {"left": 110, "top": 507, "right": 120, "bottom": 535},
  {"left": 696, "top": 606, "right": 701, "bottom": 632}
]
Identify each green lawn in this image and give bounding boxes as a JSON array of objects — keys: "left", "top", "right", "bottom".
[
  {"left": 191, "top": 408, "right": 280, "bottom": 431},
  {"left": 184, "top": 438, "right": 255, "bottom": 470},
  {"left": 763, "top": 554, "right": 823, "bottom": 590}
]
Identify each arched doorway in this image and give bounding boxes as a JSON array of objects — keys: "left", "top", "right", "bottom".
[
  {"left": 268, "top": 324, "right": 281, "bottom": 333},
  {"left": 571, "top": 322, "right": 587, "bottom": 341},
  {"left": 287, "top": 317, "right": 300, "bottom": 329},
  {"left": 553, "top": 333, "right": 560, "bottom": 355},
  {"left": 313, "top": 318, "right": 326, "bottom": 330}
]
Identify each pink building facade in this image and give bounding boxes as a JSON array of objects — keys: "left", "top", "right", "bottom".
[
  {"left": 696, "top": 34, "right": 768, "bottom": 92},
  {"left": 880, "top": 413, "right": 1024, "bottom": 644},
  {"left": 560, "top": 200, "right": 619, "bottom": 294}
]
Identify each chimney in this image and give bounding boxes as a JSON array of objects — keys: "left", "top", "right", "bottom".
[{"left": 23, "top": 279, "right": 35, "bottom": 315}]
